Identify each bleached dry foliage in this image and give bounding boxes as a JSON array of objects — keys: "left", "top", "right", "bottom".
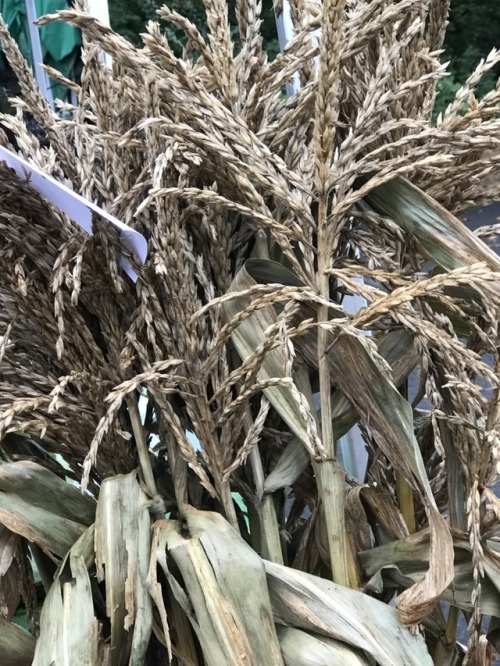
[{"left": 1, "top": 0, "right": 500, "bottom": 663}]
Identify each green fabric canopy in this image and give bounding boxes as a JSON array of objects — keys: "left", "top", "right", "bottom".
[{"left": 0, "top": 0, "right": 82, "bottom": 101}]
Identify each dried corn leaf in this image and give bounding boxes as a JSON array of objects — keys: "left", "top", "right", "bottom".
[
  {"left": 156, "top": 507, "right": 284, "bottom": 666},
  {"left": 33, "top": 526, "right": 98, "bottom": 666},
  {"left": 95, "top": 471, "right": 153, "bottom": 666},
  {"left": 244, "top": 258, "right": 306, "bottom": 288},
  {"left": 360, "top": 529, "right": 500, "bottom": 618},
  {"left": 263, "top": 435, "right": 310, "bottom": 493},
  {"left": 362, "top": 177, "right": 500, "bottom": 272},
  {"left": 276, "top": 625, "right": 374, "bottom": 665},
  {"left": 0, "top": 461, "right": 96, "bottom": 525},
  {"left": 148, "top": 522, "right": 173, "bottom": 661},
  {"left": 129, "top": 497, "right": 154, "bottom": 666},
  {"left": 327, "top": 332, "right": 453, "bottom": 624},
  {"left": 224, "top": 262, "right": 323, "bottom": 454},
  {"left": 264, "top": 329, "right": 418, "bottom": 492},
  {"left": 360, "top": 529, "right": 434, "bottom": 580},
  {"left": 227, "top": 259, "right": 418, "bottom": 496},
  {"left": 378, "top": 561, "right": 500, "bottom": 619},
  {"left": 0, "top": 525, "right": 21, "bottom": 619},
  {"left": 344, "top": 487, "right": 372, "bottom": 556},
  {"left": 265, "top": 560, "right": 432, "bottom": 666},
  {"left": 0, "top": 617, "right": 36, "bottom": 666},
  {"left": 149, "top": 521, "right": 200, "bottom": 664},
  {"left": 0, "top": 462, "right": 92, "bottom": 557},
  {"left": 0, "top": 461, "right": 94, "bottom": 556},
  {"left": 359, "top": 485, "right": 409, "bottom": 542},
  {"left": 327, "top": 328, "right": 419, "bottom": 441},
  {"left": 0, "top": 489, "right": 86, "bottom": 557}
]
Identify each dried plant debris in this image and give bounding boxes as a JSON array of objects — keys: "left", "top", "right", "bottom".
[{"left": 0, "top": 0, "right": 500, "bottom": 663}]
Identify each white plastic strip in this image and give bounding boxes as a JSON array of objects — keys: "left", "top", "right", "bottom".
[{"left": 0, "top": 146, "right": 147, "bottom": 281}]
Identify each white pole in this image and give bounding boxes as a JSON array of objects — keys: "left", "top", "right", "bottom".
[
  {"left": 274, "top": 1, "right": 368, "bottom": 481},
  {"left": 86, "top": 0, "right": 112, "bottom": 66},
  {"left": 25, "top": 0, "right": 54, "bottom": 110},
  {"left": 274, "top": 2, "right": 300, "bottom": 96},
  {"left": 86, "top": 0, "right": 110, "bottom": 27}
]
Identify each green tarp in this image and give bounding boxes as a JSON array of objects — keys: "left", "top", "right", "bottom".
[{"left": 0, "top": 0, "right": 81, "bottom": 100}]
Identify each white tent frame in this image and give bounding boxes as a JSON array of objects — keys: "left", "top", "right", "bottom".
[
  {"left": 24, "top": 0, "right": 111, "bottom": 109},
  {"left": 24, "top": 0, "right": 54, "bottom": 109},
  {"left": 86, "top": 0, "right": 110, "bottom": 27}
]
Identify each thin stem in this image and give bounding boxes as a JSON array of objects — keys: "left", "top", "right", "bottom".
[
  {"left": 191, "top": 386, "right": 239, "bottom": 530},
  {"left": 396, "top": 473, "right": 416, "bottom": 534},
  {"left": 127, "top": 395, "right": 164, "bottom": 521},
  {"left": 127, "top": 395, "right": 158, "bottom": 497},
  {"left": 433, "top": 605, "right": 459, "bottom": 665},
  {"left": 246, "top": 412, "right": 283, "bottom": 564},
  {"left": 318, "top": 200, "right": 334, "bottom": 459},
  {"left": 397, "top": 381, "right": 416, "bottom": 533},
  {"left": 313, "top": 460, "right": 355, "bottom": 586},
  {"left": 316, "top": 197, "right": 350, "bottom": 587},
  {"left": 445, "top": 606, "right": 460, "bottom": 646},
  {"left": 219, "top": 480, "right": 239, "bottom": 531},
  {"left": 479, "top": 354, "right": 500, "bottom": 485},
  {"left": 162, "top": 425, "right": 189, "bottom": 509},
  {"left": 260, "top": 491, "right": 284, "bottom": 564}
]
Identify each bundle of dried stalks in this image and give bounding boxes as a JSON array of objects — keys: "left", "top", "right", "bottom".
[{"left": 0, "top": 1, "right": 500, "bottom": 664}]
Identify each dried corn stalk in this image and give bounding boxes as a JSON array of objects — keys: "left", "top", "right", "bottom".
[{"left": 0, "top": 0, "right": 500, "bottom": 663}]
